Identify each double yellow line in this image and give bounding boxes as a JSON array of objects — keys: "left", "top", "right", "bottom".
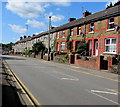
[{"left": 3, "top": 60, "right": 42, "bottom": 107}]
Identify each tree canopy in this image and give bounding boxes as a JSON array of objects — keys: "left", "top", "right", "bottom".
[{"left": 32, "top": 41, "right": 46, "bottom": 55}]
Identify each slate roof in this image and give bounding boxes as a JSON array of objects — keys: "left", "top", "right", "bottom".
[{"left": 15, "top": 5, "right": 120, "bottom": 44}]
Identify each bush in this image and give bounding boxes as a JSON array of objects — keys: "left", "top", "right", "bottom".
[
  {"left": 59, "top": 51, "right": 67, "bottom": 55},
  {"left": 76, "top": 41, "right": 88, "bottom": 54},
  {"left": 24, "top": 49, "right": 32, "bottom": 55}
]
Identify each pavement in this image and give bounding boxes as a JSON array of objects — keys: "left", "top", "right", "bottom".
[{"left": 0, "top": 59, "right": 24, "bottom": 107}]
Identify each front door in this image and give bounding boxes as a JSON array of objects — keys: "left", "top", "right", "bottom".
[{"left": 95, "top": 40, "right": 98, "bottom": 56}]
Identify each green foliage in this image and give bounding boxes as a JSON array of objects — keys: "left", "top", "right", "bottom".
[
  {"left": 44, "top": 48, "right": 48, "bottom": 53},
  {"left": 24, "top": 49, "right": 32, "bottom": 55},
  {"left": 59, "top": 51, "right": 67, "bottom": 55},
  {"left": 66, "top": 29, "right": 72, "bottom": 50},
  {"left": 32, "top": 41, "right": 46, "bottom": 55},
  {"left": 76, "top": 41, "right": 88, "bottom": 54},
  {"left": 65, "top": 54, "right": 69, "bottom": 59},
  {"left": 2, "top": 42, "right": 13, "bottom": 51}
]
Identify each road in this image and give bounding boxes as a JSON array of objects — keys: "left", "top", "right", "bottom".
[{"left": 2, "top": 55, "right": 119, "bottom": 106}]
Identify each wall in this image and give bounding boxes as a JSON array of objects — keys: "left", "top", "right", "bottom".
[{"left": 74, "top": 55, "right": 103, "bottom": 70}]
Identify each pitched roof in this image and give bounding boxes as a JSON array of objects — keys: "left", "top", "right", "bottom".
[{"left": 15, "top": 5, "right": 120, "bottom": 44}]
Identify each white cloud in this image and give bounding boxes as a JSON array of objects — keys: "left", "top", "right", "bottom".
[
  {"left": 51, "top": 15, "right": 65, "bottom": 22},
  {"left": 53, "top": 2, "right": 71, "bottom": 6},
  {"left": 6, "top": 2, "right": 45, "bottom": 18},
  {"left": 8, "top": 24, "right": 27, "bottom": 33},
  {"left": 26, "top": 19, "right": 46, "bottom": 29},
  {"left": 105, "top": 0, "right": 119, "bottom": 7},
  {"left": 45, "top": 12, "right": 65, "bottom": 23}
]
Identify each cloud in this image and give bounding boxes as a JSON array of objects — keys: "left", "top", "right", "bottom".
[
  {"left": 8, "top": 24, "right": 27, "bottom": 33},
  {"left": 26, "top": 19, "right": 46, "bottom": 29},
  {"left": 53, "top": 2, "right": 71, "bottom": 6},
  {"left": 105, "top": 0, "right": 119, "bottom": 7},
  {"left": 6, "top": 2, "right": 46, "bottom": 18},
  {"left": 45, "top": 12, "right": 65, "bottom": 23}
]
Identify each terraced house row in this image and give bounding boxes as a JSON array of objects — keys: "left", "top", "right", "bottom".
[{"left": 13, "top": 5, "right": 120, "bottom": 59}]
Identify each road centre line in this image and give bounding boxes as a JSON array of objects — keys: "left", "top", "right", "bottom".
[
  {"left": 86, "top": 89, "right": 119, "bottom": 105},
  {"left": 91, "top": 90, "right": 118, "bottom": 95},
  {"left": 41, "top": 61, "right": 118, "bottom": 82},
  {"left": 42, "top": 70, "right": 79, "bottom": 81},
  {"left": 25, "top": 56, "right": 118, "bottom": 82}
]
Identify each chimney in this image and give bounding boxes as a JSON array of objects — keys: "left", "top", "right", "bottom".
[
  {"left": 83, "top": 11, "right": 91, "bottom": 17},
  {"left": 20, "top": 37, "right": 23, "bottom": 40},
  {"left": 50, "top": 26, "right": 55, "bottom": 29},
  {"left": 24, "top": 36, "right": 26, "bottom": 39},
  {"left": 68, "top": 18, "right": 76, "bottom": 22}
]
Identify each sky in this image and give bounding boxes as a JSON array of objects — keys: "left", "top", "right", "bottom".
[{"left": 1, "top": 0, "right": 119, "bottom": 44}]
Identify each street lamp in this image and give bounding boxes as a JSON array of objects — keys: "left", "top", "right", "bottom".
[
  {"left": 48, "top": 16, "right": 51, "bottom": 61},
  {"left": 25, "top": 24, "right": 28, "bottom": 50}
]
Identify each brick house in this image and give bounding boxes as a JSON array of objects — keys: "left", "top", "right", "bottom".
[
  {"left": 53, "top": 5, "right": 120, "bottom": 57},
  {"left": 13, "top": 5, "right": 120, "bottom": 57}
]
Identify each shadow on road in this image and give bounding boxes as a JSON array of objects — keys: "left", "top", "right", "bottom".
[
  {"left": 1, "top": 60, "right": 26, "bottom": 107},
  {"left": 0, "top": 56, "right": 26, "bottom": 60}
]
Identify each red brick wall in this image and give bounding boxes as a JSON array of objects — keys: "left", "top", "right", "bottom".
[{"left": 74, "top": 55, "right": 102, "bottom": 70}]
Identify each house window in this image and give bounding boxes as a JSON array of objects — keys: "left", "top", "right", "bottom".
[
  {"left": 108, "top": 17, "right": 114, "bottom": 29},
  {"left": 61, "top": 42, "right": 65, "bottom": 50},
  {"left": 105, "top": 38, "right": 116, "bottom": 53},
  {"left": 62, "top": 31, "right": 65, "bottom": 38},
  {"left": 89, "top": 22, "right": 94, "bottom": 32},
  {"left": 57, "top": 32, "right": 60, "bottom": 39},
  {"left": 51, "top": 34, "right": 55, "bottom": 40},
  {"left": 70, "top": 28, "right": 74, "bottom": 36},
  {"left": 77, "top": 27, "right": 81, "bottom": 35}
]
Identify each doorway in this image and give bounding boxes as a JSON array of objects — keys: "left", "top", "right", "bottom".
[{"left": 94, "top": 40, "right": 98, "bottom": 56}]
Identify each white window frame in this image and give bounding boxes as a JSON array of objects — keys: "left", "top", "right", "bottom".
[
  {"left": 70, "top": 28, "right": 74, "bottom": 37},
  {"left": 107, "top": 17, "right": 115, "bottom": 31},
  {"left": 62, "top": 31, "right": 65, "bottom": 38},
  {"left": 61, "top": 42, "right": 65, "bottom": 50},
  {"left": 104, "top": 38, "right": 116, "bottom": 54},
  {"left": 89, "top": 22, "right": 94, "bottom": 33}
]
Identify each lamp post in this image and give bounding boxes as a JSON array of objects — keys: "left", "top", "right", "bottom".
[
  {"left": 48, "top": 16, "right": 51, "bottom": 61},
  {"left": 25, "top": 24, "right": 28, "bottom": 50}
]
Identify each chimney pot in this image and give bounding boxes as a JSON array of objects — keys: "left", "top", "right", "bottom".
[{"left": 68, "top": 18, "right": 76, "bottom": 22}]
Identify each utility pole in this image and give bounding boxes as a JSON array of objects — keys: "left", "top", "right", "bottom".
[
  {"left": 26, "top": 24, "right": 28, "bottom": 50},
  {"left": 48, "top": 16, "right": 51, "bottom": 61}
]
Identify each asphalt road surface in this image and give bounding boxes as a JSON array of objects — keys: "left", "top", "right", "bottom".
[{"left": 2, "top": 55, "right": 119, "bottom": 106}]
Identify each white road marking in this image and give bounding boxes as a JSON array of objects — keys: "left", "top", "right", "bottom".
[
  {"left": 42, "top": 70, "right": 79, "bottom": 81},
  {"left": 61, "top": 78, "right": 79, "bottom": 81},
  {"left": 91, "top": 90, "right": 118, "bottom": 95},
  {"left": 105, "top": 88, "right": 119, "bottom": 93},
  {"left": 86, "top": 89, "right": 119, "bottom": 105}
]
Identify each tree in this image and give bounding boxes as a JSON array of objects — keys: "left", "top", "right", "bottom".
[
  {"left": 32, "top": 41, "right": 46, "bottom": 55},
  {"left": 2, "top": 42, "right": 13, "bottom": 51},
  {"left": 76, "top": 41, "right": 88, "bottom": 55}
]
